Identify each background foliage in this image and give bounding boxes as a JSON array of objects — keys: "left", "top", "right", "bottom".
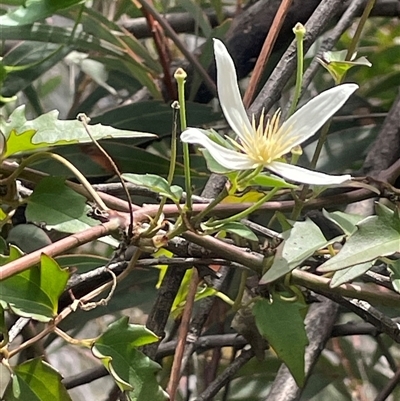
[{"left": 0, "top": 1, "right": 400, "bottom": 400}]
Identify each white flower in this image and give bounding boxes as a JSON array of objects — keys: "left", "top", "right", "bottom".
[{"left": 181, "top": 39, "right": 359, "bottom": 185}]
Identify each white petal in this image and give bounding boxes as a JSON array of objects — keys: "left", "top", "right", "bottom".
[
  {"left": 181, "top": 128, "right": 255, "bottom": 170},
  {"left": 268, "top": 161, "right": 352, "bottom": 185},
  {"left": 213, "top": 39, "right": 253, "bottom": 140},
  {"left": 278, "top": 84, "right": 359, "bottom": 152}
]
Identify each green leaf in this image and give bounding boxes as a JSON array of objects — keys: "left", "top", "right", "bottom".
[
  {"left": 0, "top": 24, "right": 124, "bottom": 57},
  {"left": 6, "top": 224, "right": 52, "bottom": 254},
  {"left": 388, "top": 259, "right": 400, "bottom": 294},
  {"left": 189, "top": 20, "right": 231, "bottom": 101},
  {"left": 92, "top": 317, "right": 168, "bottom": 401},
  {"left": 0, "top": 244, "right": 23, "bottom": 266},
  {"left": 322, "top": 210, "right": 363, "bottom": 236},
  {"left": 0, "top": 0, "right": 84, "bottom": 26},
  {"left": 249, "top": 173, "right": 298, "bottom": 189},
  {"left": 215, "top": 222, "right": 258, "bottom": 242},
  {"left": 82, "top": 7, "right": 162, "bottom": 74},
  {"left": 330, "top": 261, "right": 374, "bottom": 288},
  {"left": 56, "top": 254, "right": 108, "bottom": 274},
  {"left": 253, "top": 296, "right": 309, "bottom": 387},
  {"left": 91, "top": 101, "right": 221, "bottom": 141},
  {"left": 303, "top": 125, "right": 380, "bottom": 173},
  {"left": 375, "top": 203, "right": 400, "bottom": 231},
  {"left": 318, "top": 215, "right": 400, "bottom": 273},
  {"left": 260, "top": 218, "right": 329, "bottom": 284},
  {"left": 318, "top": 50, "right": 372, "bottom": 84},
  {"left": 0, "top": 105, "right": 156, "bottom": 157},
  {"left": 1, "top": 42, "right": 70, "bottom": 98},
  {"left": 122, "top": 173, "right": 182, "bottom": 202},
  {"left": 25, "top": 177, "right": 99, "bottom": 234},
  {"left": 179, "top": 0, "right": 212, "bottom": 37},
  {"left": 3, "top": 358, "right": 72, "bottom": 401},
  {"left": 0, "top": 254, "right": 69, "bottom": 322}
]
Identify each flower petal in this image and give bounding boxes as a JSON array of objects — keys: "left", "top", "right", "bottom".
[
  {"left": 278, "top": 83, "right": 359, "bottom": 152},
  {"left": 268, "top": 161, "right": 351, "bottom": 185},
  {"left": 181, "top": 128, "right": 255, "bottom": 170},
  {"left": 213, "top": 39, "right": 253, "bottom": 140}
]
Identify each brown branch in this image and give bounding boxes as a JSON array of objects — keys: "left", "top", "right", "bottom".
[
  {"left": 248, "top": 0, "right": 345, "bottom": 117},
  {"left": 374, "top": 366, "right": 400, "bottom": 401},
  {"left": 0, "top": 219, "right": 122, "bottom": 280},
  {"left": 120, "top": 1, "right": 400, "bottom": 40},
  {"left": 167, "top": 268, "right": 199, "bottom": 400},
  {"left": 136, "top": 1, "right": 176, "bottom": 100},
  {"left": 195, "top": 348, "right": 255, "bottom": 401},
  {"left": 134, "top": 0, "right": 217, "bottom": 97},
  {"left": 242, "top": 0, "right": 293, "bottom": 107}
]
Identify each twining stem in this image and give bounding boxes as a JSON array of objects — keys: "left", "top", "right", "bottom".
[
  {"left": 192, "top": 185, "right": 229, "bottom": 226},
  {"left": 287, "top": 23, "right": 306, "bottom": 118},
  {"left": 0, "top": 152, "right": 108, "bottom": 211},
  {"left": 175, "top": 68, "right": 192, "bottom": 211},
  {"left": 150, "top": 102, "right": 180, "bottom": 231},
  {"left": 78, "top": 113, "right": 134, "bottom": 234},
  {"left": 346, "top": 0, "right": 376, "bottom": 62},
  {"left": 233, "top": 270, "right": 248, "bottom": 312},
  {"left": 291, "top": 3, "right": 375, "bottom": 219},
  {"left": 208, "top": 187, "right": 280, "bottom": 227}
]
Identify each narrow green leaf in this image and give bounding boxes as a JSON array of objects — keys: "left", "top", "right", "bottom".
[
  {"left": 330, "top": 261, "right": 374, "bottom": 288},
  {"left": 318, "top": 215, "right": 400, "bottom": 272},
  {"left": 92, "top": 317, "right": 168, "bottom": 401},
  {"left": 0, "top": 24, "right": 125, "bottom": 57},
  {"left": 3, "top": 358, "right": 72, "bottom": 401},
  {"left": 82, "top": 7, "right": 162, "bottom": 74},
  {"left": 122, "top": 173, "right": 181, "bottom": 201},
  {"left": 0, "top": 105, "right": 156, "bottom": 157},
  {"left": 260, "top": 218, "right": 328, "bottom": 284},
  {"left": 0, "top": 0, "right": 84, "bottom": 26},
  {"left": 0, "top": 254, "right": 69, "bottom": 322},
  {"left": 179, "top": 0, "right": 212, "bottom": 37},
  {"left": 253, "top": 297, "right": 309, "bottom": 387},
  {"left": 216, "top": 222, "right": 258, "bottom": 242},
  {"left": 1, "top": 42, "right": 70, "bottom": 98},
  {"left": 249, "top": 173, "right": 298, "bottom": 189}
]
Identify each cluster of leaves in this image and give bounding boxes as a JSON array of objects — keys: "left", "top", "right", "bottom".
[{"left": 0, "top": 1, "right": 400, "bottom": 401}]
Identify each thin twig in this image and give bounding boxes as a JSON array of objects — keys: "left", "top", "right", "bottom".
[
  {"left": 242, "top": 0, "right": 293, "bottom": 108},
  {"left": 195, "top": 348, "right": 255, "bottom": 401},
  {"left": 138, "top": 4, "right": 176, "bottom": 99},
  {"left": 300, "top": 0, "right": 367, "bottom": 96},
  {"left": 248, "top": 0, "right": 344, "bottom": 117},
  {"left": 374, "top": 366, "right": 400, "bottom": 401},
  {"left": 167, "top": 268, "right": 199, "bottom": 400},
  {"left": 134, "top": 0, "right": 217, "bottom": 97}
]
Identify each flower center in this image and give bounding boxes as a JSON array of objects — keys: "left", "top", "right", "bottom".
[{"left": 230, "top": 110, "right": 298, "bottom": 165}]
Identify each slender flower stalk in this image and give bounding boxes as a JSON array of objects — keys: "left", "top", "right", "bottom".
[
  {"left": 181, "top": 39, "right": 358, "bottom": 186},
  {"left": 175, "top": 68, "right": 192, "bottom": 210}
]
